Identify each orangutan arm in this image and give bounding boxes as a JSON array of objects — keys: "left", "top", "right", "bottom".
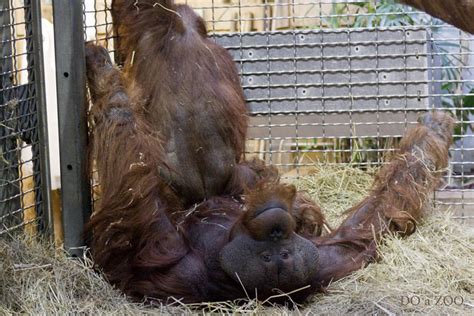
[{"left": 313, "top": 111, "right": 454, "bottom": 286}]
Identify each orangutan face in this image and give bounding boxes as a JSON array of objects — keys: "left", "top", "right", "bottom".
[{"left": 220, "top": 202, "right": 319, "bottom": 297}]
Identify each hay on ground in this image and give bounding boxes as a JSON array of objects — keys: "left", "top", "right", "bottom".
[{"left": 0, "top": 165, "right": 472, "bottom": 314}]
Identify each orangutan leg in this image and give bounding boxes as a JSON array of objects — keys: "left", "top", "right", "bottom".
[
  {"left": 85, "top": 43, "right": 191, "bottom": 298},
  {"left": 312, "top": 111, "right": 454, "bottom": 286}
]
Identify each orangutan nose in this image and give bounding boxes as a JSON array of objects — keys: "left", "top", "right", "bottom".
[
  {"left": 246, "top": 207, "right": 296, "bottom": 241},
  {"left": 270, "top": 226, "right": 284, "bottom": 241}
]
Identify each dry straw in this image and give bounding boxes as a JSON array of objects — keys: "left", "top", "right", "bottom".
[{"left": 0, "top": 165, "right": 472, "bottom": 314}]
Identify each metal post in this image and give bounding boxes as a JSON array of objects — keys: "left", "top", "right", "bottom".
[{"left": 52, "top": 1, "right": 91, "bottom": 256}]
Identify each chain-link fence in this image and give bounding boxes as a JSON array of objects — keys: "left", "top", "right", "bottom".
[
  {"left": 2, "top": 0, "right": 470, "bottom": 253},
  {"left": 80, "top": 0, "right": 474, "bottom": 223},
  {"left": 0, "top": 0, "right": 51, "bottom": 238}
]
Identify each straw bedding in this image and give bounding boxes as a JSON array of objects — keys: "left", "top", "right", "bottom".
[{"left": 0, "top": 165, "right": 472, "bottom": 314}]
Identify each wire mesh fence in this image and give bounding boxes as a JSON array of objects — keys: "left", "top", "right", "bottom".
[
  {"left": 0, "top": 0, "right": 50, "bottom": 237},
  {"left": 80, "top": 0, "right": 474, "bottom": 222}
]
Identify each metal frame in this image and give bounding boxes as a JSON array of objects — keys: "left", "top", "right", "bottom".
[{"left": 53, "top": 0, "right": 91, "bottom": 256}]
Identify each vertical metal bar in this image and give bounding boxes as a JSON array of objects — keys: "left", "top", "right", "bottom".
[
  {"left": 24, "top": 0, "right": 53, "bottom": 236},
  {"left": 0, "top": 2, "right": 12, "bottom": 93},
  {"left": 427, "top": 29, "right": 442, "bottom": 108},
  {"left": 52, "top": 0, "right": 91, "bottom": 256}
]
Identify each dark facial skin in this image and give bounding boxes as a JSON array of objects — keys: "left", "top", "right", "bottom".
[
  {"left": 220, "top": 206, "right": 319, "bottom": 298},
  {"left": 220, "top": 233, "right": 319, "bottom": 297},
  {"left": 177, "top": 194, "right": 320, "bottom": 303}
]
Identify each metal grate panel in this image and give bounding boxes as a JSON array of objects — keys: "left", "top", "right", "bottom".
[
  {"left": 0, "top": 0, "right": 51, "bottom": 237},
  {"left": 216, "top": 28, "right": 430, "bottom": 139}
]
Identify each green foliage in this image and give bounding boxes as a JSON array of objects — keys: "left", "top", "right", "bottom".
[
  {"left": 352, "top": 0, "right": 419, "bottom": 28},
  {"left": 324, "top": 0, "right": 420, "bottom": 29},
  {"left": 434, "top": 32, "right": 474, "bottom": 137}
]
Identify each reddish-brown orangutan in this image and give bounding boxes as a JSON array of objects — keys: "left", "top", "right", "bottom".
[{"left": 85, "top": 0, "right": 454, "bottom": 304}]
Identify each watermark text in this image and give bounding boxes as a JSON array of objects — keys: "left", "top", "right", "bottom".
[{"left": 401, "top": 295, "right": 464, "bottom": 306}]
